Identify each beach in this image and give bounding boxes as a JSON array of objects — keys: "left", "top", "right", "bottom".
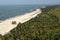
[{"left": 0, "top": 9, "right": 42, "bottom": 35}]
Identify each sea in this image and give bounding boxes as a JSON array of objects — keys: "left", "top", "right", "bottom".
[{"left": 0, "top": 5, "right": 43, "bottom": 20}]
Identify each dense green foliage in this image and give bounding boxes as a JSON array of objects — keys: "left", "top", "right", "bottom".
[{"left": 0, "top": 6, "right": 60, "bottom": 40}]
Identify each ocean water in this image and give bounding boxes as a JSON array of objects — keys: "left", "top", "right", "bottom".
[{"left": 0, "top": 5, "right": 42, "bottom": 20}]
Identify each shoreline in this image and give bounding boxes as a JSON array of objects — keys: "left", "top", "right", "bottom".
[{"left": 0, "top": 9, "right": 42, "bottom": 35}]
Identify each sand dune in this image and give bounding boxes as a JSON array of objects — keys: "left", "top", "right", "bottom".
[{"left": 0, "top": 9, "right": 41, "bottom": 35}]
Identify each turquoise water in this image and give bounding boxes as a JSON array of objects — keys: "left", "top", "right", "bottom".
[{"left": 0, "top": 5, "right": 42, "bottom": 20}]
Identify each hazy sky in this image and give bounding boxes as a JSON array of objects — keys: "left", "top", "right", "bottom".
[{"left": 0, "top": 0, "right": 60, "bottom": 5}]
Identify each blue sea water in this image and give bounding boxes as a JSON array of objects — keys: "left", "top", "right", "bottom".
[{"left": 0, "top": 5, "right": 42, "bottom": 20}]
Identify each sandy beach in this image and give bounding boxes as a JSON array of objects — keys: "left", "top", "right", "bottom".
[{"left": 0, "top": 9, "right": 41, "bottom": 35}]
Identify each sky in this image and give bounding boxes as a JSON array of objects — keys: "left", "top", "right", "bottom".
[{"left": 0, "top": 0, "right": 60, "bottom": 5}]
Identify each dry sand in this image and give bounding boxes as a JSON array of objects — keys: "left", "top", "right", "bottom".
[{"left": 0, "top": 9, "right": 41, "bottom": 35}]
